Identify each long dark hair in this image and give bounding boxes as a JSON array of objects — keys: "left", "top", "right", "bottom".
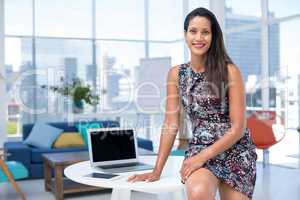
[{"left": 184, "top": 7, "right": 233, "bottom": 98}]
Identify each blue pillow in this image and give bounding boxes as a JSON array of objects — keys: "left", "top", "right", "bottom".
[
  {"left": 23, "top": 122, "right": 63, "bottom": 148},
  {"left": 76, "top": 122, "right": 103, "bottom": 146}
]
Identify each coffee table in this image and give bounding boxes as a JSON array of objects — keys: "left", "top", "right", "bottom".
[
  {"left": 64, "top": 155, "right": 186, "bottom": 200},
  {"left": 42, "top": 151, "right": 104, "bottom": 200}
]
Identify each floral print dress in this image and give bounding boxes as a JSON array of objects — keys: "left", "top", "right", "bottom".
[{"left": 179, "top": 63, "right": 257, "bottom": 199}]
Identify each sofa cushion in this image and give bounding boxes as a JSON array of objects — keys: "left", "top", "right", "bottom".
[
  {"left": 53, "top": 132, "right": 85, "bottom": 148},
  {"left": 137, "top": 137, "right": 154, "bottom": 151},
  {"left": 31, "top": 146, "right": 88, "bottom": 163},
  {"left": 23, "top": 122, "right": 63, "bottom": 148},
  {"left": 22, "top": 121, "right": 120, "bottom": 140},
  {"left": 0, "top": 161, "right": 29, "bottom": 182},
  {"left": 76, "top": 122, "right": 103, "bottom": 146}
]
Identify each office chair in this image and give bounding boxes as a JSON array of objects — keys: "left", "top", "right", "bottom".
[{"left": 247, "top": 111, "right": 285, "bottom": 167}]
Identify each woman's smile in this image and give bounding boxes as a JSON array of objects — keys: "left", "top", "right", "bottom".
[{"left": 192, "top": 42, "right": 206, "bottom": 49}]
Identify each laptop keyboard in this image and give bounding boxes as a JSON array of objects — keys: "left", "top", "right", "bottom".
[
  {"left": 99, "top": 162, "right": 146, "bottom": 169},
  {"left": 97, "top": 162, "right": 153, "bottom": 173}
]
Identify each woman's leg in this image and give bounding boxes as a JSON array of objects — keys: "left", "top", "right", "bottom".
[
  {"left": 185, "top": 168, "right": 220, "bottom": 200},
  {"left": 219, "top": 182, "right": 250, "bottom": 200}
]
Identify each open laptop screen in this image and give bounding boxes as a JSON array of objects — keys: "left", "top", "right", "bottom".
[{"left": 89, "top": 129, "right": 136, "bottom": 162}]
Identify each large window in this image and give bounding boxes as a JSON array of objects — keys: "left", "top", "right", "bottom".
[{"left": 3, "top": 0, "right": 300, "bottom": 160}]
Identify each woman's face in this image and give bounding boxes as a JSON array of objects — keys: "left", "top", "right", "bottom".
[{"left": 185, "top": 16, "right": 212, "bottom": 57}]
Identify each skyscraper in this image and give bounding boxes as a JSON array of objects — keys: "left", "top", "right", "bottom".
[
  {"left": 64, "top": 57, "right": 78, "bottom": 84},
  {"left": 226, "top": 9, "right": 280, "bottom": 107},
  {"left": 86, "top": 64, "right": 96, "bottom": 83},
  {"left": 226, "top": 9, "right": 279, "bottom": 81}
]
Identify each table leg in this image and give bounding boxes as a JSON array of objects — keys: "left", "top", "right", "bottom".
[
  {"left": 54, "top": 165, "right": 64, "bottom": 200},
  {"left": 111, "top": 188, "right": 131, "bottom": 200},
  {"left": 43, "top": 160, "right": 51, "bottom": 191}
]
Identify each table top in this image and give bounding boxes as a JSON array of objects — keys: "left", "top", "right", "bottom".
[
  {"left": 64, "top": 156, "right": 184, "bottom": 194},
  {"left": 42, "top": 151, "right": 89, "bottom": 166}
]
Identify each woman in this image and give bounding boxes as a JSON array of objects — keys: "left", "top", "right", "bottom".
[{"left": 128, "top": 7, "right": 257, "bottom": 200}]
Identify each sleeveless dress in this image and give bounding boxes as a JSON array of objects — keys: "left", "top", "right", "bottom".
[{"left": 179, "top": 63, "right": 257, "bottom": 199}]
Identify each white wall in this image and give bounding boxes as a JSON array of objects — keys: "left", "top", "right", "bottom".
[{"left": 0, "top": 0, "right": 7, "bottom": 147}]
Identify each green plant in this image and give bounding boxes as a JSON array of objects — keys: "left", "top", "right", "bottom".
[
  {"left": 42, "top": 77, "right": 99, "bottom": 106},
  {"left": 297, "top": 127, "right": 300, "bottom": 134}
]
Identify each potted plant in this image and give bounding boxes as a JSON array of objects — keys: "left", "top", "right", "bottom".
[{"left": 42, "top": 77, "right": 99, "bottom": 113}]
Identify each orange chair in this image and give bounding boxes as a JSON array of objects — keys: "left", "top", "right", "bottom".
[{"left": 247, "top": 112, "right": 285, "bottom": 167}]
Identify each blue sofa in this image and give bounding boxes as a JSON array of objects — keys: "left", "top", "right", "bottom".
[{"left": 4, "top": 121, "right": 153, "bottom": 179}]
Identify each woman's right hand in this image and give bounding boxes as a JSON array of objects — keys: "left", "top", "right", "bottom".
[{"left": 127, "top": 170, "right": 161, "bottom": 183}]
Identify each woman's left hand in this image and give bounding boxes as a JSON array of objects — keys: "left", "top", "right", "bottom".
[{"left": 180, "top": 155, "right": 205, "bottom": 183}]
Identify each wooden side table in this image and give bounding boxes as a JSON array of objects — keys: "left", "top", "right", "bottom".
[{"left": 42, "top": 152, "right": 105, "bottom": 200}]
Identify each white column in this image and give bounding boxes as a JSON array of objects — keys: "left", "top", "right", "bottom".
[
  {"left": 144, "top": 0, "right": 149, "bottom": 58},
  {"left": 298, "top": 74, "right": 300, "bottom": 166},
  {"left": 209, "top": 0, "right": 226, "bottom": 33},
  {"left": 261, "top": 0, "right": 270, "bottom": 109},
  {"left": 0, "top": 0, "right": 7, "bottom": 146},
  {"left": 261, "top": 0, "right": 270, "bottom": 167},
  {"left": 183, "top": 0, "right": 189, "bottom": 63}
]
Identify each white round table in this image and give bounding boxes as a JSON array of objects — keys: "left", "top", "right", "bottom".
[{"left": 64, "top": 156, "right": 186, "bottom": 200}]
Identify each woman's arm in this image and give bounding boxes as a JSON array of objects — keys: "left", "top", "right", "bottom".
[
  {"left": 197, "top": 64, "right": 247, "bottom": 162},
  {"left": 128, "top": 66, "right": 181, "bottom": 182}
]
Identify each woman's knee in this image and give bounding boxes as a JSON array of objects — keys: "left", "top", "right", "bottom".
[
  {"left": 185, "top": 179, "right": 217, "bottom": 200},
  {"left": 186, "top": 183, "right": 210, "bottom": 200},
  {"left": 185, "top": 169, "right": 219, "bottom": 200}
]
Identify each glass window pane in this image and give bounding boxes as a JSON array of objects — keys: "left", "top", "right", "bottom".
[
  {"left": 269, "top": 0, "right": 300, "bottom": 19},
  {"left": 5, "top": 37, "right": 33, "bottom": 135},
  {"left": 96, "top": 0, "right": 144, "bottom": 39},
  {"left": 226, "top": 28, "right": 262, "bottom": 108},
  {"left": 268, "top": 22, "right": 280, "bottom": 109},
  {"left": 35, "top": 38, "right": 94, "bottom": 120},
  {"left": 189, "top": 0, "right": 209, "bottom": 11},
  {"left": 149, "top": 0, "right": 182, "bottom": 41},
  {"left": 270, "top": 18, "right": 300, "bottom": 168},
  {"left": 35, "top": 0, "right": 92, "bottom": 38},
  {"left": 267, "top": 18, "right": 300, "bottom": 168},
  {"left": 268, "top": 23, "right": 280, "bottom": 78},
  {"left": 281, "top": 19, "right": 300, "bottom": 128},
  {"left": 149, "top": 41, "right": 184, "bottom": 66},
  {"left": 226, "top": 0, "right": 261, "bottom": 29},
  {"left": 4, "top": 0, "right": 32, "bottom": 35},
  {"left": 96, "top": 41, "right": 145, "bottom": 111},
  {"left": 226, "top": 0, "right": 261, "bottom": 17}
]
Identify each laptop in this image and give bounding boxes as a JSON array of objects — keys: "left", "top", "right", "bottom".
[{"left": 87, "top": 127, "right": 154, "bottom": 173}]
